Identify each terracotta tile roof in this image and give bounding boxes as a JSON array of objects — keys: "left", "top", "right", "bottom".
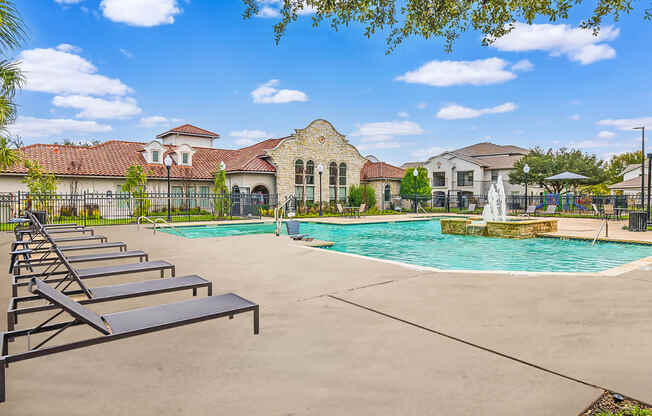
[
  {"left": 3, "top": 138, "right": 283, "bottom": 179},
  {"left": 608, "top": 175, "right": 647, "bottom": 189},
  {"left": 455, "top": 142, "right": 529, "bottom": 157},
  {"left": 361, "top": 161, "right": 405, "bottom": 180},
  {"left": 156, "top": 124, "right": 220, "bottom": 138}
]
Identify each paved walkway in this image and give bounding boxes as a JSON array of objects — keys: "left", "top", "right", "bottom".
[{"left": 2, "top": 222, "right": 652, "bottom": 414}]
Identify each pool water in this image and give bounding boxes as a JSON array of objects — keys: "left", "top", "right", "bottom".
[{"left": 160, "top": 220, "right": 652, "bottom": 273}]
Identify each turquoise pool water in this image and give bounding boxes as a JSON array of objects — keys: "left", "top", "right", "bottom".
[{"left": 160, "top": 220, "right": 652, "bottom": 273}]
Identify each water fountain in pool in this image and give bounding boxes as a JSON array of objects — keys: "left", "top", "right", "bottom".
[{"left": 481, "top": 175, "right": 507, "bottom": 223}]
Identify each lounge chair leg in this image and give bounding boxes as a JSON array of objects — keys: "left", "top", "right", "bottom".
[
  {"left": 11, "top": 284, "right": 16, "bottom": 298},
  {"left": 171, "top": 267, "right": 175, "bottom": 277},
  {"left": 229, "top": 315, "right": 233, "bottom": 319},
  {"left": 253, "top": 307, "right": 259, "bottom": 334},
  {"left": 0, "top": 358, "right": 6, "bottom": 403},
  {"left": 192, "top": 288, "right": 197, "bottom": 297},
  {"left": 207, "top": 283, "right": 212, "bottom": 296},
  {"left": 160, "top": 270, "right": 164, "bottom": 279},
  {"left": 145, "top": 254, "right": 149, "bottom": 261}
]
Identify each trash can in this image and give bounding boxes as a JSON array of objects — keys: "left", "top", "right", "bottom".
[
  {"left": 629, "top": 211, "right": 648, "bottom": 232},
  {"left": 31, "top": 210, "right": 47, "bottom": 225}
]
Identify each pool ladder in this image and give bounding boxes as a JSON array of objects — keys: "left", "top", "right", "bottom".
[
  {"left": 275, "top": 194, "right": 295, "bottom": 236},
  {"left": 592, "top": 218, "right": 608, "bottom": 246},
  {"left": 137, "top": 216, "right": 187, "bottom": 237}
]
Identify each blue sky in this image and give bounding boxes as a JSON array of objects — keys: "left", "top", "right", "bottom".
[{"left": 9, "top": 0, "right": 652, "bottom": 165}]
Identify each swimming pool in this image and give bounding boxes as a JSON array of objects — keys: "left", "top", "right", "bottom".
[{"left": 160, "top": 220, "right": 652, "bottom": 273}]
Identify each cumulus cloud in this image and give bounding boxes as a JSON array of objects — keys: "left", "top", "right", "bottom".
[
  {"left": 7, "top": 116, "right": 112, "bottom": 139},
  {"left": 597, "top": 117, "right": 652, "bottom": 130},
  {"left": 19, "top": 47, "right": 132, "bottom": 96},
  {"left": 351, "top": 121, "right": 423, "bottom": 142},
  {"left": 511, "top": 59, "right": 533, "bottom": 72},
  {"left": 139, "top": 116, "right": 170, "bottom": 127},
  {"left": 55, "top": 43, "right": 82, "bottom": 53},
  {"left": 597, "top": 130, "right": 616, "bottom": 139},
  {"left": 395, "top": 58, "right": 516, "bottom": 87},
  {"left": 53, "top": 95, "right": 142, "bottom": 119},
  {"left": 251, "top": 79, "right": 308, "bottom": 104},
  {"left": 100, "top": 0, "right": 182, "bottom": 27},
  {"left": 436, "top": 102, "right": 517, "bottom": 120},
  {"left": 490, "top": 23, "right": 619, "bottom": 65}
]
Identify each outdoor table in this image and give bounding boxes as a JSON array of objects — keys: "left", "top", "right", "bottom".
[{"left": 344, "top": 206, "right": 360, "bottom": 218}]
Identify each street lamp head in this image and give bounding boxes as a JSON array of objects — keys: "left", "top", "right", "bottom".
[
  {"left": 413, "top": 168, "right": 418, "bottom": 177},
  {"left": 219, "top": 160, "right": 226, "bottom": 171},
  {"left": 163, "top": 155, "right": 173, "bottom": 168},
  {"left": 633, "top": 126, "right": 645, "bottom": 130},
  {"left": 317, "top": 163, "right": 324, "bottom": 173},
  {"left": 523, "top": 164, "right": 530, "bottom": 174}
]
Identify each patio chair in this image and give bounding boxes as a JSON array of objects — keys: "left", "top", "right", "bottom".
[
  {"left": 0, "top": 278, "right": 259, "bottom": 402},
  {"left": 285, "top": 220, "right": 313, "bottom": 241},
  {"left": 591, "top": 204, "right": 600, "bottom": 217},
  {"left": 466, "top": 203, "right": 476, "bottom": 213},
  {"left": 543, "top": 205, "right": 557, "bottom": 216},
  {"left": 359, "top": 203, "right": 366, "bottom": 217},
  {"left": 7, "top": 245, "right": 211, "bottom": 332},
  {"left": 520, "top": 205, "right": 537, "bottom": 217},
  {"left": 603, "top": 204, "right": 617, "bottom": 220},
  {"left": 336, "top": 203, "right": 345, "bottom": 215}
]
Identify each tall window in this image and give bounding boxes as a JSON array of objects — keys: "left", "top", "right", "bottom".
[
  {"left": 338, "top": 163, "right": 347, "bottom": 201},
  {"left": 329, "top": 162, "right": 337, "bottom": 201},
  {"left": 295, "top": 160, "right": 304, "bottom": 199},
  {"left": 433, "top": 172, "right": 445, "bottom": 187},
  {"left": 384, "top": 184, "right": 391, "bottom": 201},
  {"left": 152, "top": 150, "right": 159, "bottom": 162},
  {"left": 305, "top": 160, "right": 315, "bottom": 202},
  {"left": 491, "top": 170, "right": 498, "bottom": 183},
  {"left": 457, "top": 171, "right": 474, "bottom": 187}
]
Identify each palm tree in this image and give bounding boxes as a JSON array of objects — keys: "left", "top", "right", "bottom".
[{"left": 0, "top": 0, "right": 26, "bottom": 171}]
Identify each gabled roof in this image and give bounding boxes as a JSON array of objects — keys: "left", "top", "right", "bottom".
[
  {"left": 156, "top": 124, "right": 220, "bottom": 139},
  {"left": 361, "top": 161, "right": 404, "bottom": 180},
  {"left": 609, "top": 175, "right": 647, "bottom": 189},
  {"left": 455, "top": 142, "right": 529, "bottom": 157}
]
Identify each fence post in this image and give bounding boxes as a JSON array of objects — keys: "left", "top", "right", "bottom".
[
  {"left": 17, "top": 190, "right": 20, "bottom": 218},
  {"left": 83, "top": 191, "right": 87, "bottom": 227},
  {"left": 446, "top": 190, "right": 450, "bottom": 212}
]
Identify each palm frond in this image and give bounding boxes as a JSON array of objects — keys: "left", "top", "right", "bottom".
[{"left": 0, "top": 0, "right": 26, "bottom": 52}]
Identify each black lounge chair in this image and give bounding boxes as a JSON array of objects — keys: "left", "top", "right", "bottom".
[
  {"left": 0, "top": 278, "right": 259, "bottom": 402},
  {"left": 9, "top": 242, "right": 128, "bottom": 273},
  {"left": 285, "top": 220, "right": 313, "bottom": 241},
  {"left": 15, "top": 225, "right": 93, "bottom": 240},
  {"left": 11, "top": 249, "right": 149, "bottom": 274}
]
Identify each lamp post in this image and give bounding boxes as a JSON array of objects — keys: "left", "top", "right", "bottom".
[
  {"left": 634, "top": 126, "right": 645, "bottom": 209},
  {"left": 317, "top": 163, "right": 324, "bottom": 216},
  {"left": 163, "top": 155, "right": 173, "bottom": 221},
  {"left": 413, "top": 168, "right": 418, "bottom": 213},
  {"left": 218, "top": 160, "right": 226, "bottom": 217},
  {"left": 647, "top": 153, "right": 652, "bottom": 221},
  {"left": 523, "top": 163, "right": 530, "bottom": 213}
]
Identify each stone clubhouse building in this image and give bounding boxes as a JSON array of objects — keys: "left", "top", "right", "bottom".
[{"left": 0, "top": 119, "right": 405, "bottom": 210}]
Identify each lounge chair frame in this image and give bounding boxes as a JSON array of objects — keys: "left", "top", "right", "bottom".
[{"left": 0, "top": 279, "right": 258, "bottom": 403}]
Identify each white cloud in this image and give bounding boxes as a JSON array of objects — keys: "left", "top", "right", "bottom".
[
  {"left": 100, "top": 0, "right": 181, "bottom": 27},
  {"left": 491, "top": 23, "right": 619, "bottom": 65},
  {"left": 7, "top": 116, "right": 112, "bottom": 139},
  {"left": 230, "top": 129, "right": 271, "bottom": 140},
  {"left": 257, "top": 6, "right": 280, "bottom": 17},
  {"left": 568, "top": 139, "right": 614, "bottom": 149},
  {"left": 19, "top": 47, "right": 132, "bottom": 96},
  {"left": 55, "top": 43, "right": 81, "bottom": 53},
  {"left": 395, "top": 58, "right": 516, "bottom": 87},
  {"left": 511, "top": 59, "right": 533, "bottom": 72},
  {"left": 351, "top": 121, "right": 424, "bottom": 143},
  {"left": 436, "top": 102, "right": 517, "bottom": 120},
  {"left": 255, "top": 0, "right": 315, "bottom": 18},
  {"left": 412, "top": 146, "right": 448, "bottom": 159},
  {"left": 53, "top": 95, "right": 142, "bottom": 119},
  {"left": 397, "top": 112, "right": 409, "bottom": 118},
  {"left": 597, "top": 130, "right": 616, "bottom": 139},
  {"left": 569, "top": 113, "right": 581, "bottom": 120},
  {"left": 597, "top": 117, "right": 652, "bottom": 130},
  {"left": 55, "top": 0, "right": 85, "bottom": 4},
  {"left": 139, "top": 116, "right": 170, "bottom": 127},
  {"left": 251, "top": 79, "right": 308, "bottom": 104},
  {"left": 119, "top": 48, "right": 134, "bottom": 59},
  {"left": 357, "top": 142, "right": 402, "bottom": 151}
]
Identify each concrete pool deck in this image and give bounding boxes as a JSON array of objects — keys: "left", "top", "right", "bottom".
[{"left": 2, "top": 222, "right": 652, "bottom": 414}]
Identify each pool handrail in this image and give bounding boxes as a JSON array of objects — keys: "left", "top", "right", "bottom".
[{"left": 137, "top": 216, "right": 187, "bottom": 237}]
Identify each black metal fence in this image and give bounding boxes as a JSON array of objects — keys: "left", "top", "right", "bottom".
[
  {"left": 0, "top": 192, "right": 279, "bottom": 231},
  {"left": 422, "top": 191, "right": 642, "bottom": 216}
]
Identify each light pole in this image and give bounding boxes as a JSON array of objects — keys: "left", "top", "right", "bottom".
[
  {"left": 219, "top": 160, "right": 226, "bottom": 218},
  {"left": 647, "top": 153, "right": 652, "bottom": 221},
  {"left": 164, "top": 155, "right": 173, "bottom": 221},
  {"left": 413, "top": 168, "right": 418, "bottom": 214},
  {"left": 317, "top": 163, "right": 324, "bottom": 216},
  {"left": 523, "top": 163, "right": 530, "bottom": 213},
  {"left": 634, "top": 126, "right": 645, "bottom": 209}
]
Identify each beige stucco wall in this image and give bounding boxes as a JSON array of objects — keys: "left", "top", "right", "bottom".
[
  {"left": 266, "top": 119, "right": 368, "bottom": 202},
  {"left": 363, "top": 179, "right": 401, "bottom": 209},
  {"left": 226, "top": 173, "right": 276, "bottom": 195}
]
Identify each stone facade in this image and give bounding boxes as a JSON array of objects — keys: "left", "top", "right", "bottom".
[
  {"left": 363, "top": 179, "right": 402, "bottom": 210},
  {"left": 440, "top": 217, "right": 559, "bottom": 239},
  {"left": 265, "top": 119, "right": 368, "bottom": 203}
]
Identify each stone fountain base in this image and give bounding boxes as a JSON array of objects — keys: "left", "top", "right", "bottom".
[{"left": 440, "top": 217, "right": 558, "bottom": 239}]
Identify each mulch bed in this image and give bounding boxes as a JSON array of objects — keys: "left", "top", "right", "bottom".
[{"left": 582, "top": 391, "right": 652, "bottom": 415}]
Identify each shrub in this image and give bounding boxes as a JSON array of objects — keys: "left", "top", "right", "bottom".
[{"left": 348, "top": 184, "right": 376, "bottom": 208}]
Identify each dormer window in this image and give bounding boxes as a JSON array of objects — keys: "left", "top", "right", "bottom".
[
  {"left": 143, "top": 140, "right": 165, "bottom": 164},
  {"left": 152, "top": 151, "right": 159, "bottom": 162},
  {"left": 174, "top": 144, "right": 195, "bottom": 166},
  {"left": 182, "top": 153, "right": 189, "bottom": 164}
]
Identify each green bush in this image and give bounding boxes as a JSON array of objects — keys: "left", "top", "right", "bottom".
[{"left": 348, "top": 184, "right": 376, "bottom": 208}]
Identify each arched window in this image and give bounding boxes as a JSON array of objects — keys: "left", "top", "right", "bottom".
[
  {"left": 329, "top": 162, "right": 337, "bottom": 201},
  {"left": 295, "top": 160, "right": 304, "bottom": 200},
  {"left": 305, "top": 160, "right": 315, "bottom": 201},
  {"left": 338, "top": 163, "right": 347, "bottom": 201}
]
